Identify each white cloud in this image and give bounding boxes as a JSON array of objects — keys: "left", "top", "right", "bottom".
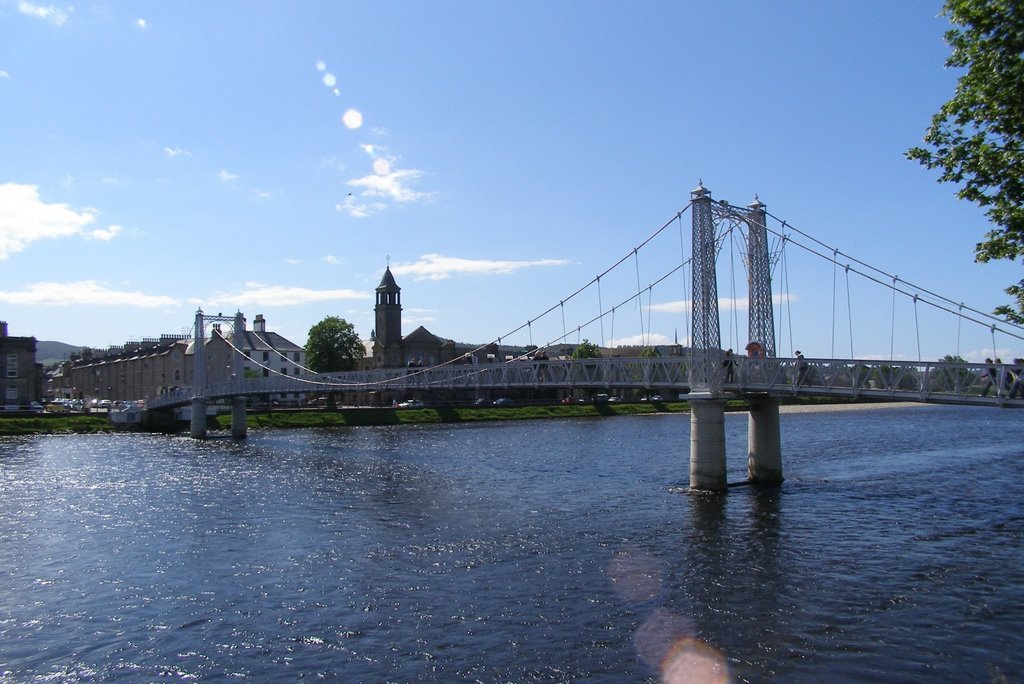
[
  {"left": 164, "top": 146, "right": 191, "bottom": 158},
  {"left": 649, "top": 293, "right": 796, "bottom": 314},
  {"left": 201, "top": 282, "right": 371, "bottom": 308},
  {"left": 335, "top": 196, "right": 386, "bottom": 218},
  {"left": 0, "top": 280, "right": 178, "bottom": 308},
  {"left": 0, "top": 183, "right": 104, "bottom": 259},
  {"left": 0, "top": 70, "right": 10, "bottom": 80},
  {"left": 18, "top": 1, "right": 70, "bottom": 26},
  {"left": 323, "top": 255, "right": 341, "bottom": 265},
  {"left": 87, "top": 225, "right": 123, "bottom": 241},
  {"left": 609, "top": 333, "right": 673, "bottom": 347},
  {"left": 218, "top": 169, "right": 238, "bottom": 183},
  {"left": 391, "top": 254, "right": 570, "bottom": 281},
  {"left": 348, "top": 168, "right": 431, "bottom": 203},
  {"left": 136, "top": 18, "right": 148, "bottom": 29}
]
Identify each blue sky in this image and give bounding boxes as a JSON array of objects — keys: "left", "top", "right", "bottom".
[{"left": 2, "top": 0, "right": 1021, "bottom": 363}]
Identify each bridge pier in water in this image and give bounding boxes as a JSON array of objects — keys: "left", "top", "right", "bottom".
[
  {"left": 231, "top": 397, "right": 247, "bottom": 438},
  {"left": 190, "top": 398, "right": 207, "bottom": 439},
  {"left": 746, "top": 396, "right": 783, "bottom": 484},
  {"left": 689, "top": 398, "right": 727, "bottom": 489},
  {"left": 688, "top": 395, "right": 784, "bottom": 490}
]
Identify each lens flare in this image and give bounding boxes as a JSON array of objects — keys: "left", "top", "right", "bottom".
[
  {"left": 608, "top": 546, "right": 662, "bottom": 603},
  {"left": 372, "top": 157, "right": 390, "bottom": 175},
  {"left": 323, "top": 73, "right": 337, "bottom": 88},
  {"left": 661, "top": 638, "right": 730, "bottom": 684},
  {"left": 343, "top": 109, "right": 363, "bottom": 129}
]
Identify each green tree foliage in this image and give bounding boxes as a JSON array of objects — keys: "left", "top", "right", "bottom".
[
  {"left": 305, "top": 316, "right": 364, "bottom": 372},
  {"left": 571, "top": 339, "right": 602, "bottom": 359},
  {"left": 906, "top": 0, "right": 1024, "bottom": 322}
]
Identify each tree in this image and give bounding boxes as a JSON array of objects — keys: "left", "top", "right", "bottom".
[
  {"left": 906, "top": 0, "right": 1024, "bottom": 322},
  {"left": 571, "top": 339, "right": 602, "bottom": 359},
  {"left": 305, "top": 316, "right": 364, "bottom": 372}
]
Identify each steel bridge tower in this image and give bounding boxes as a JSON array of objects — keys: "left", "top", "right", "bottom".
[{"left": 688, "top": 182, "right": 782, "bottom": 489}]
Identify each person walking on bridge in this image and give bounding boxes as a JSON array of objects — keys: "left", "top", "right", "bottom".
[
  {"left": 980, "top": 358, "right": 998, "bottom": 397},
  {"left": 795, "top": 351, "right": 809, "bottom": 386}
]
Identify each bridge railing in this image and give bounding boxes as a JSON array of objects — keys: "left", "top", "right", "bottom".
[{"left": 143, "top": 356, "right": 1023, "bottom": 410}]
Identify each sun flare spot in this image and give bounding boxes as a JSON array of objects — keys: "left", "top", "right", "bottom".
[{"left": 343, "top": 109, "right": 363, "bottom": 129}]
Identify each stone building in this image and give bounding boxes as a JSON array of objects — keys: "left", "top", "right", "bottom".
[
  {"left": 52, "top": 314, "right": 305, "bottom": 404},
  {"left": 369, "top": 267, "right": 526, "bottom": 369},
  {"left": 0, "top": 321, "right": 42, "bottom": 408}
]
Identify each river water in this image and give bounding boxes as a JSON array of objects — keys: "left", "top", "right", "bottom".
[{"left": 1, "top": 404, "right": 1022, "bottom": 683}]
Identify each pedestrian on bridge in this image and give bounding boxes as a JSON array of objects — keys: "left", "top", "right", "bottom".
[
  {"left": 980, "top": 358, "right": 998, "bottom": 397},
  {"left": 723, "top": 349, "right": 735, "bottom": 383},
  {"left": 796, "top": 351, "right": 809, "bottom": 386},
  {"left": 1009, "top": 359, "right": 1023, "bottom": 399}
]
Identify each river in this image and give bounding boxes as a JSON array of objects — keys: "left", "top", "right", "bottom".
[{"left": 1, "top": 404, "right": 1021, "bottom": 682}]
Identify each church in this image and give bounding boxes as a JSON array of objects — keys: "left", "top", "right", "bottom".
[{"left": 366, "top": 267, "right": 528, "bottom": 370}]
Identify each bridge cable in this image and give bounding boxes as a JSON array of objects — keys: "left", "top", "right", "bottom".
[
  {"left": 831, "top": 249, "right": 839, "bottom": 358},
  {"left": 633, "top": 248, "right": 645, "bottom": 346},
  {"left": 677, "top": 211, "right": 691, "bottom": 347},
  {"left": 597, "top": 276, "right": 605, "bottom": 348},
  {"left": 845, "top": 265, "right": 855, "bottom": 357},
  {"left": 764, "top": 209, "right": 1024, "bottom": 342},
  {"left": 890, "top": 276, "right": 898, "bottom": 361},
  {"left": 957, "top": 304, "right": 963, "bottom": 358},
  {"left": 913, "top": 294, "right": 922, "bottom": 363}
]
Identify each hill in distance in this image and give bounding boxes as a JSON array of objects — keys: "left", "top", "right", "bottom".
[{"left": 37, "top": 340, "right": 83, "bottom": 367}]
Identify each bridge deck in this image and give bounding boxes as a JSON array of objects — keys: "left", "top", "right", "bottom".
[{"left": 145, "top": 357, "right": 1024, "bottom": 411}]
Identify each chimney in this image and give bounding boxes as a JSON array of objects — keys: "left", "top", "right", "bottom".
[
  {"left": 0, "top": 321, "right": 7, "bottom": 337},
  {"left": 254, "top": 314, "right": 266, "bottom": 333}
]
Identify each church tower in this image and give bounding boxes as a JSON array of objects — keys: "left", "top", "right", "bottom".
[{"left": 373, "top": 267, "right": 403, "bottom": 367}]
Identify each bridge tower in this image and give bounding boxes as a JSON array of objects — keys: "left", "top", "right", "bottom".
[
  {"left": 190, "top": 309, "right": 248, "bottom": 439},
  {"left": 687, "top": 183, "right": 782, "bottom": 489}
]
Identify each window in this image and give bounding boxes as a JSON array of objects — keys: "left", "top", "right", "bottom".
[
  {"left": 262, "top": 352, "right": 270, "bottom": 362},
  {"left": 6, "top": 383, "right": 17, "bottom": 400},
  {"left": 6, "top": 354, "right": 16, "bottom": 378},
  {"left": 293, "top": 352, "right": 301, "bottom": 362}
]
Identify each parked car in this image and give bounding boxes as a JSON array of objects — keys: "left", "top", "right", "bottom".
[
  {"left": 492, "top": 398, "right": 513, "bottom": 407},
  {"left": 397, "top": 399, "right": 424, "bottom": 409}
]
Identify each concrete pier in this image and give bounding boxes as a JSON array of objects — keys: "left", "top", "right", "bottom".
[
  {"left": 747, "top": 396, "right": 783, "bottom": 483},
  {"left": 190, "top": 398, "right": 207, "bottom": 439},
  {"left": 689, "top": 398, "right": 727, "bottom": 490},
  {"left": 231, "top": 396, "right": 247, "bottom": 438}
]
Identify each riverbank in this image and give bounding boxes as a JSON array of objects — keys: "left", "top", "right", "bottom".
[{"left": 0, "top": 396, "right": 904, "bottom": 436}]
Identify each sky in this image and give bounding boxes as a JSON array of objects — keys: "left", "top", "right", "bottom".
[{"left": 2, "top": 0, "right": 1022, "bottom": 364}]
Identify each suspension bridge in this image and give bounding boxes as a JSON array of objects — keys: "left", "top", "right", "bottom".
[{"left": 145, "top": 181, "right": 1024, "bottom": 489}]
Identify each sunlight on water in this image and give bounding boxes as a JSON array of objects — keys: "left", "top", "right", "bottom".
[{"left": 0, "top": 408, "right": 1022, "bottom": 681}]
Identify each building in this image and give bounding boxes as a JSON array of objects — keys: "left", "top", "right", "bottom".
[
  {"left": 368, "top": 267, "right": 527, "bottom": 370},
  {"left": 52, "top": 313, "right": 306, "bottom": 404},
  {"left": 0, "top": 321, "right": 42, "bottom": 408}
]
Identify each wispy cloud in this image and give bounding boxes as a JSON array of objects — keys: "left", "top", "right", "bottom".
[
  {"left": 198, "top": 282, "right": 371, "bottom": 308},
  {"left": 164, "top": 146, "right": 191, "bottom": 158},
  {"left": 0, "top": 183, "right": 127, "bottom": 259},
  {"left": 0, "top": 280, "right": 178, "bottom": 308},
  {"left": 649, "top": 294, "right": 796, "bottom": 314},
  {"left": 136, "top": 18, "right": 148, "bottom": 29},
  {"left": 323, "top": 255, "right": 342, "bottom": 265},
  {"left": 18, "top": 1, "right": 70, "bottom": 26},
  {"left": 609, "top": 333, "right": 673, "bottom": 347},
  {"left": 0, "top": 70, "right": 10, "bottom": 80},
  {"left": 391, "top": 254, "right": 570, "bottom": 281},
  {"left": 218, "top": 169, "right": 238, "bottom": 183},
  {"left": 87, "top": 225, "right": 123, "bottom": 241}
]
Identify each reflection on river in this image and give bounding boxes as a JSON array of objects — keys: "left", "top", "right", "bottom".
[{"left": 1, "top": 404, "right": 1022, "bottom": 682}]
